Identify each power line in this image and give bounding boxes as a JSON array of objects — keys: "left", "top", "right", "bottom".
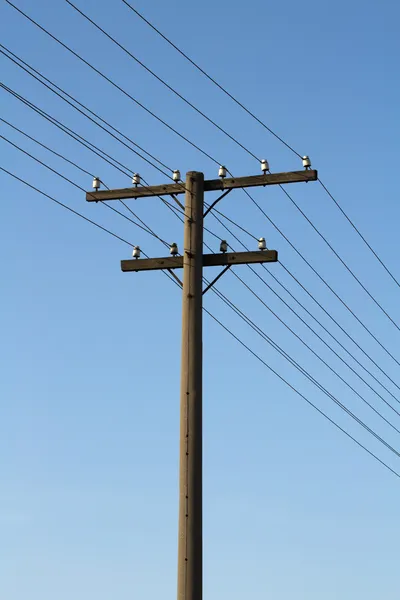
[
  {"left": 1, "top": 82, "right": 134, "bottom": 178},
  {"left": 0, "top": 132, "right": 172, "bottom": 246},
  {"left": 250, "top": 262, "right": 400, "bottom": 410},
  {"left": 205, "top": 195, "right": 400, "bottom": 399},
  {"left": 90, "top": 164, "right": 400, "bottom": 477},
  {"left": 4, "top": 0, "right": 221, "bottom": 166},
  {"left": 319, "top": 178, "right": 400, "bottom": 291},
  {"left": 0, "top": 122, "right": 222, "bottom": 254},
  {"left": 4, "top": 160, "right": 398, "bottom": 481},
  {"left": 117, "top": 1, "right": 400, "bottom": 298},
  {"left": 243, "top": 187, "right": 400, "bottom": 371},
  {"left": 65, "top": 0, "right": 261, "bottom": 162},
  {"left": 0, "top": 44, "right": 176, "bottom": 179},
  {"left": 206, "top": 204, "right": 259, "bottom": 242},
  {"left": 9, "top": 17, "right": 396, "bottom": 382},
  {"left": 76, "top": 161, "right": 400, "bottom": 478},
  {"left": 0, "top": 116, "right": 93, "bottom": 178},
  {"left": 204, "top": 308, "right": 400, "bottom": 479},
  {"left": 1, "top": 164, "right": 182, "bottom": 292},
  {"left": 209, "top": 282, "right": 400, "bottom": 458},
  {"left": 7, "top": 113, "right": 397, "bottom": 423},
  {"left": 8, "top": 1, "right": 398, "bottom": 350},
  {"left": 0, "top": 110, "right": 185, "bottom": 220},
  {"left": 116, "top": 0, "right": 400, "bottom": 310},
  {"left": 0, "top": 44, "right": 193, "bottom": 204},
  {"left": 6, "top": 3, "right": 400, "bottom": 436},
  {"left": 10, "top": 81, "right": 396, "bottom": 398},
  {"left": 0, "top": 82, "right": 182, "bottom": 216},
  {"left": 119, "top": 0, "right": 303, "bottom": 159},
  {"left": 1, "top": 166, "right": 134, "bottom": 247},
  {"left": 227, "top": 266, "right": 400, "bottom": 427},
  {"left": 1, "top": 87, "right": 223, "bottom": 239},
  {"left": 1, "top": 97, "right": 225, "bottom": 261},
  {"left": 202, "top": 241, "right": 400, "bottom": 431},
  {"left": 5, "top": 146, "right": 399, "bottom": 483},
  {"left": 278, "top": 181, "right": 400, "bottom": 333},
  {"left": 279, "top": 258, "right": 400, "bottom": 394},
  {"left": 222, "top": 167, "right": 400, "bottom": 367}
]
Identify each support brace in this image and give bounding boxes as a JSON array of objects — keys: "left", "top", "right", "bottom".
[{"left": 202, "top": 265, "right": 231, "bottom": 294}]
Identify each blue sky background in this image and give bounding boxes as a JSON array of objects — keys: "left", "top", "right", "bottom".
[{"left": 1, "top": 0, "right": 400, "bottom": 598}]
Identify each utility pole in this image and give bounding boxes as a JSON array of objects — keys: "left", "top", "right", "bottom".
[
  {"left": 177, "top": 172, "right": 204, "bottom": 600},
  {"left": 86, "top": 166, "right": 317, "bottom": 600}
]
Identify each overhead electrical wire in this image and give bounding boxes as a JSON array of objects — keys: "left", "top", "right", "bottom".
[
  {"left": 29, "top": 2, "right": 394, "bottom": 333},
  {"left": 0, "top": 132, "right": 172, "bottom": 246},
  {"left": 6, "top": 113, "right": 398, "bottom": 426},
  {"left": 0, "top": 120, "right": 222, "bottom": 250},
  {"left": 5, "top": 74, "right": 398, "bottom": 397},
  {"left": 201, "top": 241, "right": 400, "bottom": 430},
  {"left": 0, "top": 44, "right": 176, "bottom": 180},
  {"left": 5, "top": 74, "right": 399, "bottom": 400},
  {"left": 204, "top": 308, "right": 400, "bottom": 479},
  {"left": 6, "top": 7, "right": 400, "bottom": 396},
  {"left": 0, "top": 40, "right": 278, "bottom": 232},
  {"left": 0, "top": 44, "right": 192, "bottom": 203},
  {"left": 0, "top": 82, "right": 187, "bottom": 223},
  {"left": 0, "top": 60, "right": 237, "bottom": 240},
  {"left": 120, "top": 0, "right": 400, "bottom": 293},
  {"left": 223, "top": 164, "right": 400, "bottom": 360},
  {"left": 69, "top": 0, "right": 395, "bottom": 326},
  {"left": 227, "top": 266, "right": 400, "bottom": 427},
  {"left": 7, "top": 2, "right": 399, "bottom": 310},
  {"left": 0, "top": 116, "right": 94, "bottom": 178},
  {"left": 277, "top": 181, "right": 400, "bottom": 332},
  {"left": 318, "top": 178, "right": 400, "bottom": 291},
  {"left": 0, "top": 91, "right": 227, "bottom": 258},
  {"left": 0, "top": 82, "right": 139, "bottom": 179},
  {"left": 5, "top": 31, "right": 397, "bottom": 362},
  {"left": 0, "top": 159, "right": 400, "bottom": 477},
  {"left": 119, "top": 0, "right": 303, "bottom": 159},
  {"left": 5, "top": 122, "right": 398, "bottom": 448},
  {"left": 4, "top": 0, "right": 221, "bottom": 166},
  {"left": 5, "top": 4, "right": 400, "bottom": 482},
  {"left": 207, "top": 280, "right": 400, "bottom": 458},
  {"left": 64, "top": 0, "right": 261, "bottom": 162},
  {"left": 0, "top": 132, "right": 184, "bottom": 285},
  {"left": 205, "top": 200, "right": 400, "bottom": 395},
  {"left": 1, "top": 166, "right": 182, "bottom": 296},
  {"left": 210, "top": 212, "right": 400, "bottom": 408},
  {"left": 241, "top": 186, "right": 400, "bottom": 370},
  {"left": 0, "top": 79, "right": 225, "bottom": 241},
  {"left": 0, "top": 166, "right": 134, "bottom": 247}
]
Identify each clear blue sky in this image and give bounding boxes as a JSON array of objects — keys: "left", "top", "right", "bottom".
[{"left": 1, "top": 0, "right": 400, "bottom": 598}]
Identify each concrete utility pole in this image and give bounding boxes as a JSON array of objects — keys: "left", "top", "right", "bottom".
[{"left": 86, "top": 167, "right": 317, "bottom": 600}]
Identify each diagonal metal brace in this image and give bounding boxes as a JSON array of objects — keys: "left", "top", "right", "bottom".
[
  {"left": 203, "top": 189, "right": 232, "bottom": 217},
  {"left": 167, "top": 268, "right": 183, "bottom": 287},
  {"left": 170, "top": 193, "right": 185, "bottom": 211},
  {"left": 202, "top": 265, "right": 231, "bottom": 294}
]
